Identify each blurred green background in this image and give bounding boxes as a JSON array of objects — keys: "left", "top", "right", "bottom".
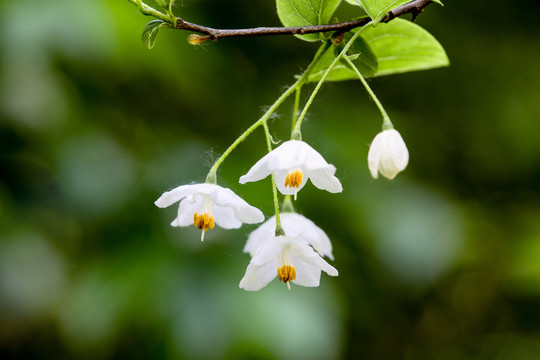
[{"left": 1, "top": 0, "right": 540, "bottom": 359}]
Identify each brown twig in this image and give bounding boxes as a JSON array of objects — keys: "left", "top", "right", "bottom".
[{"left": 177, "top": 0, "right": 436, "bottom": 43}]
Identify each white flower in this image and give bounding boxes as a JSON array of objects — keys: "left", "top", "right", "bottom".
[
  {"left": 244, "top": 213, "right": 334, "bottom": 260},
  {"left": 239, "top": 236, "right": 338, "bottom": 291},
  {"left": 239, "top": 140, "right": 342, "bottom": 200},
  {"left": 155, "top": 183, "right": 264, "bottom": 241},
  {"left": 368, "top": 129, "right": 409, "bottom": 180}
]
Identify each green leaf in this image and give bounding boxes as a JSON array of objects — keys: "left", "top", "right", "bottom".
[
  {"left": 307, "top": 37, "right": 378, "bottom": 82},
  {"left": 361, "top": 18, "right": 449, "bottom": 77},
  {"left": 358, "top": 0, "right": 409, "bottom": 23},
  {"left": 141, "top": 20, "right": 166, "bottom": 50},
  {"left": 276, "top": 0, "right": 342, "bottom": 42},
  {"left": 344, "top": 0, "right": 364, "bottom": 7}
]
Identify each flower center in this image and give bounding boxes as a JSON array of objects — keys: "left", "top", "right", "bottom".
[
  {"left": 277, "top": 265, "right": 296, "bottom": 290},
  {"left": 284, "top": 169, "right": 303, "bottom": 200},
  {"left": 193, "top": 212, "right": 215, "bottom": 231},
  {"left": 285, "top": 169, "right": 303, "bottom": 188},
  {"left": 193, "top": 195, "right": 215, "bottom": 242},
  {"left": 193, "top": 212, "right": 215, "bottom": 242}
]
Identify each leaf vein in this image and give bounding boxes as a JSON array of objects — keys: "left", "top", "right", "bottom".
[{"left": 290, "top": 0, "right": 312, "bottom": 25}]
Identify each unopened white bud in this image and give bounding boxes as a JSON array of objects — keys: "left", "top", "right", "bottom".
[{"left": 368, "top": 129, "right": 409, "bottom": 180}]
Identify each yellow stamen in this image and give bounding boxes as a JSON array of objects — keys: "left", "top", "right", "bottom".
[
  {"left": 193, "top": 212, "right": 215, "bottom": 242},
  {"left": 284, "top": 169, "right": 303, "bottom": 200},
  {"left": 277, "top": 265, "right": 296, "bottom": 290}
]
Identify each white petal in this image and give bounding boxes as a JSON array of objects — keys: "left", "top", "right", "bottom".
[
  {"left": 239, "top": 156, "right": 272, "bottom": 184},
  {"left": 240, "top": 141, "right": 325, "bottom": 183},
  {"left": 368, "top": 129, "right": 409, "bottom": 180},
  {"left": 292, "top": 259, "right": 323, "bottom": 287},
  {"left": 387, "top": 130, "right": 409, "bottom": 171},
  {"left": 157, "top": 183, "right": 264, "bottom": 230},
  {"left": 244, "top": 217, "right": 276, "bottom": 256},
  {"left": 302, "top": 144, "right": 337, "bottom": 171},
  {"left": 233, "top": 205, "right": 265, "bottom": 225},
  {"left": 249, "top": 214, "right": 335, "bottom": 260},
  {"left": 278, "top": 214, "right": 302, "bottom": 236},
  {"left": 198, "top": 184, "right": 240, "bottom": 203},
  {"left": 289, "top": 242, "right": 338, "bottom": 277},
  {"left": 306, "top": 167, "right": 342, "bottom": 193},
  {"left": 240, "top": 140, "right": 341, "bottom": 197},
  {"left": 378, "top": 158, "right": 399, "bottom": 179},
  {"left": 213, "top": 205, "right": 243, "bottom": 229},
  {"left": 239, "top": 260, "right": 278, "bottom": 291},
  {"left": 240, "top": 236, "right": 286, "bottom": 290},
  {"left": 368, "top": 133, "right": 384, "bottom": 179},
  {"left": 240, "top": 236, "right": 337, "bottom": 290},
  {"left": 155, "top": 184, "right": 201, "bottom": 208},
  {"left": 206, "top": 186, "right": 264, "bottom": 224},
  {"left": 281, "top": 213, "right": 334, "bottom": 260},
  {"left": 171, "top": 196, "right": 202, "bottom": 227},
  {"left": 265, "top": 140, "right": 313, "bottom": 170},
  {"left": 250, "top": 240, "right": 283, "bottom": 266}
]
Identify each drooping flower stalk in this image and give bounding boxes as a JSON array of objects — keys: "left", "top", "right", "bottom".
[
  {"left": 291, "top": 23, "right": 371, "bottom": 140},
  {"left": 206, "top": 44, "right": 329, "bottom": 182},
  {"left": 342, "top": 55, "right": 391, "bottom": 124},
  {"left": 262, "top": 120, "right": 284, "bottom": 234}
]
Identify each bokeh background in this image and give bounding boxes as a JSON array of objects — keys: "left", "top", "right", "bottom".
[{"left": 1, "top": 0, "right": 540, "bottom": 359}]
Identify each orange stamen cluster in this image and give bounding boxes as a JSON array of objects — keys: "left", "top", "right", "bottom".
[
  {"left": 278, "top": 265, "right": 296, "bottom": 285},
  {"left": 285, "top": 170, "right": 303, "bottom": 189},
  {"left": 193, "top": 212, "right": 215, "bottom": 231}
]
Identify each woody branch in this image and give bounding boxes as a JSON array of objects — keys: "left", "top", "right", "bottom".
[{"left": 175, "top": 0, "right": 436, "bottom": 42}]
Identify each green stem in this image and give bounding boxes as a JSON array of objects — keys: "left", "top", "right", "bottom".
[
  {"left": 128, "top": 0, "right": 175, "bottom": 24},
  {"left": 291, "top": 87, "right": 301, "bottom": 133},
  {"left": 206, "top": 45, "right": 330, "bottom": 231},
  {"left": 342, "top": 55, "right": 393, "bottom": 129},
  {"left": 206, "top": 44, "right": 328, "bottom": 181},
  {"left": 262, "top": 122, "right": 284, "bottom": 235},
  {"left": 292, "top": 23, "right": 372, "bottom": 139},
  {"left": 206, "top": 120, "right": 263, "bottom": 183},
  {"left": 168, "top": 1, "right": 174, "bottom": 17},
  {"left": 206, "top": 85, "right": 294, "bottom": 182}
]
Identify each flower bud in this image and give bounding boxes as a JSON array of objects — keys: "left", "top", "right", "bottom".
[
  {"left": 368, "top": 129, "right": 409, "bottom": 180},
  {"left": 187, "top": 34, "right": 209, "bottom": 45}
]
